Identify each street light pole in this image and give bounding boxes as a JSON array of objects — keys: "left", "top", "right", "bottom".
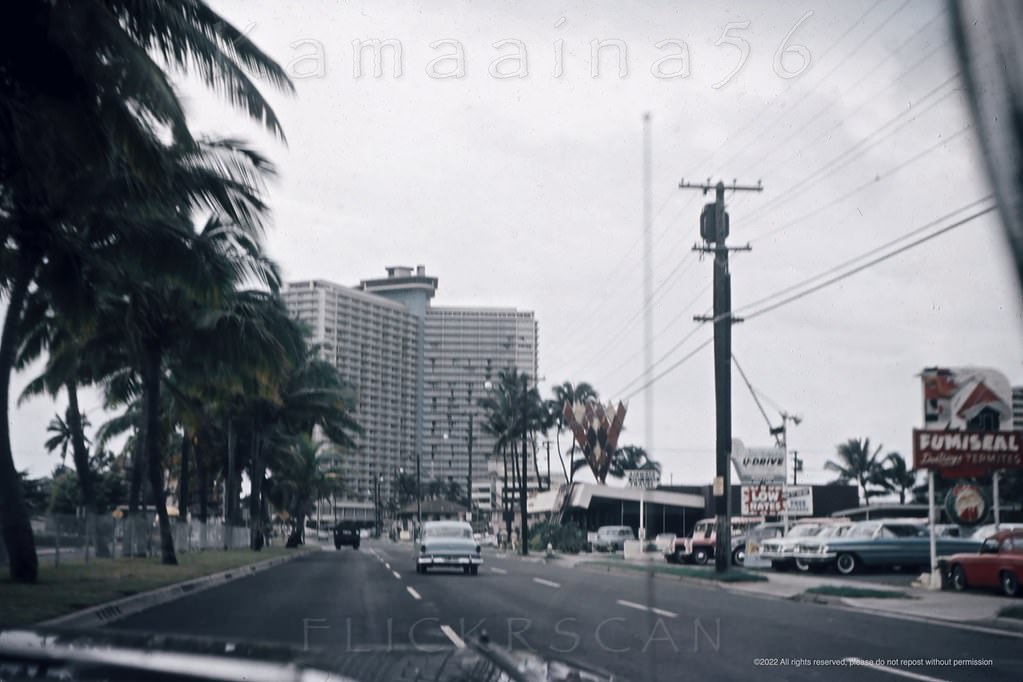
[{"left": 467, "top": 411, "right": 474, "bottom": 521}]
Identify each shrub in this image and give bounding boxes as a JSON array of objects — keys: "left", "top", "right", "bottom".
[{"left": 529, "top": 521, "right": 586, "bottom": 554}]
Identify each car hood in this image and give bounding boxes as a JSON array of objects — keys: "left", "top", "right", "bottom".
[{"left": 0, "top": 628, "right": 614, "bottom": 682}]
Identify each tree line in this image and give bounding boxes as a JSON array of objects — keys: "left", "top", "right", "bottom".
[{"left": 0, "top": 1, "right": 362, "bottom": 583}]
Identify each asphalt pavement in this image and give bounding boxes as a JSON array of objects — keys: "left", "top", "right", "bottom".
[{"left": 112, "top": 540, "right": 1023, "bottom": 681}]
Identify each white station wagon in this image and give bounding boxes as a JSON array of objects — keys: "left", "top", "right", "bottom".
[{"left": 415, "top": 521, "right": 483, "bottom": 575}]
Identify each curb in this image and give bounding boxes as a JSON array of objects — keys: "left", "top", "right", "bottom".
[{"left": 40, "top": 549, "right": 314, "bottom": 629}]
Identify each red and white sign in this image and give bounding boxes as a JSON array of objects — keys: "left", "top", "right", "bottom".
[
  {"left": 913, "top": 429, "right": 1023, "bottom": 477},
  {"left": 741, "top": 484, "right": 785, "bottom": 516}
]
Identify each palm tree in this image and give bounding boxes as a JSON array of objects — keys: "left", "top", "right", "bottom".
[
  {"left": 876, "top": 452, "right": 917, "bottom": 504},
  {"left": 607, "top": 445, "right": 661, "bottom": 480},
  {"left": 43, "top": 410, "right": 91, "bottom": 467},
  {"left": 0, "top": 0, "right": 293, "bottom": 582},
  {"left": 825, "top": 438, "right": 886, "bottom": 505},
  {"left": 546, "top": 381, "right": 598, "bottom": 484},
  {"left": 267, "top": 436, "right": 334, "bottom": 545}
]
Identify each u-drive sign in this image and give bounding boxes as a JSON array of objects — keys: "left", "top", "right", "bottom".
[{"left": 731, "top": 438, "right": 785, "bottom": 484}]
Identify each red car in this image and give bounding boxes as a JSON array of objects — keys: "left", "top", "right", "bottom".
[{"left": 945, "top": 529, "right": 1023, "bottom": 597}]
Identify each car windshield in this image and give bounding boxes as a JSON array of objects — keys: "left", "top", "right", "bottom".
[
  {"left": 3, "top": 3, "right": 1022, "bottom": 680},
  {"left": 423, "top": 525, "right": 472, "bottom": 539},
  {"left": 788, "top": 525, "right": 822, "bottom": 538}
]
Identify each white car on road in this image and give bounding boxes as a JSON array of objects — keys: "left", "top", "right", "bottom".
[{"left": 416, "top": 521, "right": 483, "bottom": 575}]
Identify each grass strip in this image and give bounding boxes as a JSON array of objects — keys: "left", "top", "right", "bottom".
[
  {"left": 0, "top": 546, "right": 313, "bottom": 627},
  {"left": 999, "top": 606, "right": 1023, "bottom": 620},
  {"left": 582, "top": 560, "right": 768, "bottom": 582},
  {"left": 806, "top": 585, "right": 912, "bottom": 599}
]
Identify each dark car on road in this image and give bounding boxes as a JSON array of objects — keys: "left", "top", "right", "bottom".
[{"left": 333, "top": 525, "right": 361, "bottom": 550}]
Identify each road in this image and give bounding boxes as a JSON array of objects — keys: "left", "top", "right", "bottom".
[{"left": 114, "top": 540, "right": 1023, "bottom": 681}]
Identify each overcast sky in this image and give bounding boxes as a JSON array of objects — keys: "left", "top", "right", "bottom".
[{"left": 11, "top": 0, "right": 1023, "bottom": 494}]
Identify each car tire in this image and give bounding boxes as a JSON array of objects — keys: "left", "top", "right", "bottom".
[
  {"left": 674, "top": 549, "right": 687, "bottom": 564},
  {"left": 795, "top": 559, "right": 810, "bottom": 573},
  {"left": 1001, "top": 570, "right": 1019, "bottom": 597},
  {"left": 463, "top": 566, "right": 471, "bottom": 575},
  {"left": 470, "top": 565, "right": 479, "bottom": 576},
  {"left": 951, "top": 565, "right": 968, "bottom": 592},
  {"left": 693, "top": 548, "right": 709, "bottom": 565},
  {"left": 835, "top": 553, "right": 859, "bottom": 576},
  {"left": 732, "top": 547, "right": 745, "bottom": 567}
]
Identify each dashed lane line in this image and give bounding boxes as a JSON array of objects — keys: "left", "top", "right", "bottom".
[
  {"left": 616, "top": 599, "right": 678, "bottom": 619},
  {"left": 406, "top": 586, "right": 421, "bottom": 600},
  {"left": 490, "top": 567, "right": 508, "bottom": 575},
  {"left": 440, "top": 624, "right": 466, "bottom": 649},
  {"left": 392, "top": 571, "right": 401, "bottom": 580},
  {"left": 843, "top": 658, "right": 950, "bottom": 682},
  {"left": 533, "top": 577, "right": 560, "bottom": 588}
]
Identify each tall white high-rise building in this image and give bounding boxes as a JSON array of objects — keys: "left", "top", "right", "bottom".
[{"left": 282, "top": 266, "right": 538, "bottom": 525}]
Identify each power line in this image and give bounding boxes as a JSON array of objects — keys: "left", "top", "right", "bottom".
[
  {"left": 743, "top": 205, "right": 996, "bottom": 321},
  {"left": 621, "top": 337, "right": 714, "bottom": 402},
  {"left": 737, "top": 195, "right": 994, "bottom": 314}
]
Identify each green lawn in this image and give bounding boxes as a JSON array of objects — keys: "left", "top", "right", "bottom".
[
  {"left": 0, "top": 546, "right": 313, "bottom": 627},
  {"left": 582, "top": 560, "right": 768, "bottom": 582},
  {"left": 805, "top": 585, "right": 913, "bottom": 599}
]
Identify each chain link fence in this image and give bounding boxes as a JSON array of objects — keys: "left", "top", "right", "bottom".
[{"left": 7, "top": 514, "right": 254, "bottom": 567}]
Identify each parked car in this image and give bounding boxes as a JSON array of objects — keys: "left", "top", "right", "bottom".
[
  {"left": 969, "top": 523, "right": 1023, "bottom": 541},
  {"left": 666, "top": 516, "right": 763, "bottom": 565},
  {"left": 789, "top": 523, "right": 854, "bottom": 572},
  {"left": 654, "top": 533, "right": 677, "bottom": 554},
  {"left": 942, "top": 529, "right": 1023, "bottom": 597},
  {"left": 474, "top": 532, "right": 498, "bottom": 547},
  {"left": 760, "top": 520, "right": 852, "bottom": 572},
  {"left": 794, "top": 520, "right": 982, "bottom": 575},
  {"left": 415, "top": 521, "right": 482, "bottom": 575},
  {"left": 333, "top": 524, "right": 360, "bottom": 550},
  {"left": 592, "top": 526, "right": 634, "bottom": 552}
]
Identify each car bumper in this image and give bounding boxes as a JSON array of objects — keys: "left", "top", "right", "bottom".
[
  {"left": 417, "top": 556, "right": 483, "bottom": 566},
  {"left": 759, "top": 551, "right": 797, "bottom": 561},
  {"left": 792, "top": 552, "right": 836, "bottom": 563}
]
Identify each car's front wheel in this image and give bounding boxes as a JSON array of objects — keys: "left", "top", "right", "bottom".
[
  {"left": 693, "top": 548, "right": 709, "bottom": 565},
  {"left": 952, "top": 565, "right": 968, "bottom": 592},
  {"left": 1001, "top": 570, "right": 1019, "bottom": 597},
  {"left": 795, "top": 558, "right": 810, "bottom": 572},
  {"left": 732, "top": 547, "right": 745, "bottom": 567},
  {"left": 835, "top": 553, "right": 859, "bottom": 576}
]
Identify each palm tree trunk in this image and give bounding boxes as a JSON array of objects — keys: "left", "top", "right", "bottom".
[
  {"left": 129, "top": 433, "right": 144, "bottom": 513},
  {"left": 65, "top": 379, "right": 110, "bottom": 557},
  {"left": 531, "top": 436, "right": 544, "bottom": 492},
  {"left": 249, "top": 430, "right": 263, "bottom": 550},
  {"left": 142, "top": 339, "right": 177, "bottom": 565},
  {"left": 554, "top": 431, "right": 568, "bottom": 481},
  {"left": 520, "top": 429, "right": 529, "bottom": 555},
  {"left": 179, "top": 431, "right": 190, "bottom": 521},
  {"left": 0, "top": 251, "right": 40, "bottom": 582},
  {"left": 197, "top": 443, "right": 209, "bottom": 523},
  {"left": 502, "top": 445, "right": 512, "bottom": 545}
]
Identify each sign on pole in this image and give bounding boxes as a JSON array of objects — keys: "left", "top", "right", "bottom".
[
  {"left": 783, "top": 486, "right": 813, "bottom": 516},
  {"left": 625, "top": 469, "right": 661, "bottom": 488},
  {"left": 731, "top": 439, "right": 785, "bottom": 484}
]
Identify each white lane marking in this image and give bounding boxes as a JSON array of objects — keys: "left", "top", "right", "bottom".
[
  {"left": 831, "top": 604, "right": 1023, "bottom": 640},
  {"left": 392, "top": 571, "right": 401, "bottom": 580},
  {"left": 406, "top": 586, "right": 421, "bottom": 600},
  {"left": 617, "top": 599, "right": 648, "bottom": 613},
  {"left": 490, "top": 567, "right": 508, "bottom": 575},
  {"left": 616, "top": 600, "right": 678, "bottom": 619},
  {"left": 843, "top": 658, "right": 950, "bottom": 682},
  {"left": 384, "top": 562, "right": 391, "bottom": 570},
  {"left": 533, "top": 577, "right": 560, "bottom": 588},
  {"left": 440, "top": 624, "right": 466, "bottom": 649}
]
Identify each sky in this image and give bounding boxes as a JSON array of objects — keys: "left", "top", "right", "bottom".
[{"left": 10, "top": 0, "right": 1023, "bottom": 495}]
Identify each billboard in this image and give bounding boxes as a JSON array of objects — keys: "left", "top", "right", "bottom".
[
  {"left": 731, "top": 439, "right": 785, "bottom": 484},
  {"left": 741, "top": 484, "right": 784, "bottom": 516},
  {"left": 784, "top": 486, "right": 814, "bottom": 516},
  {"left": 916, "top": 367, "right": 1023, "bottom": 477}
]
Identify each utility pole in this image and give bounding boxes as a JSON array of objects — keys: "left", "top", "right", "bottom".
[
  {"left": 467, "top": 411, "right": 474, "bottom": 520},
  {"left": 792, "top": 451, "right": 802, "bottom": 485},
  {"left": 686, "top": 178, "right": 763, "bottom": 573}
]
